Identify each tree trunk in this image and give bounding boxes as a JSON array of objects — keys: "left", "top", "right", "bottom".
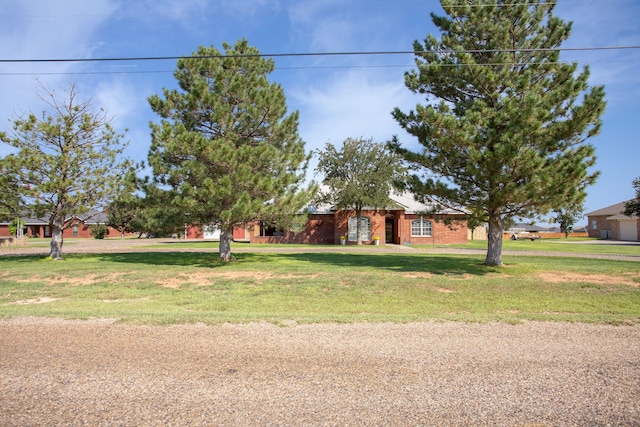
[
  {"left": 485, "top": 214, "right": 503, "bottom": 266},
  {"left": 356, "top": 209, "right": 362, "bottom": 245},
  {"left": 49, "top": 216, "right": 65, "bottom": 260},
  {"left": 218, "top": 226, "right": 235, "bottom": 262}
]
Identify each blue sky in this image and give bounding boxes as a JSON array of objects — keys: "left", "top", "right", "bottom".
[{"left": 1, "top": 0, "right": 638, "bottom": 224}]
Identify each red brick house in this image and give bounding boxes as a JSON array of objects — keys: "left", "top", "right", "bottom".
[
  {"left": 0, "top": 210, "right": 131, "bottom": 239},
  {"left": 198, "top": 192, "right": 467, "bottom": 245},
  {"left": 586, "top": 202, "right": 639, "bottom": 241}
]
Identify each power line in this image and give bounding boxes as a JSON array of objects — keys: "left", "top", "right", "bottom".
[
  {"left": 1, "top": 45, "right": 639, "bottom": 64},
  {"left": 2, "top": 57, "right": 639, "bottom": 77}
]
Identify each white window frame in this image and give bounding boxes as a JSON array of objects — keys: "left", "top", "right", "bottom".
[
  {"left": 411, "top": 219, "right": 432, "bottom": 237},
  {"left": 348, "top": 216, "right": 371, "bottom": 241}
]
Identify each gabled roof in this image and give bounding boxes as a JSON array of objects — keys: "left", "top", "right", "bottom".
[
  {"left": 0, "top": 209, "right": 109, "bottom": 226},
  {"left": 586, "top": 202, "right": 638, "bottom": 219},
  {"left": 388, "top": 191, "right": 463, "bottom": 215},
  {"left": 71, "top": 210, "right": 108, "bottom": 223},
  {"left": 309, "top": 186, "right": 464, "bottom": 215},
  {"left": 0, "top": 216, "right": 49, "bottom": 226}
]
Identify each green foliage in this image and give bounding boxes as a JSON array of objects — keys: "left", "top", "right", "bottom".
[
  {"left": 624, "top": 177, "right": 640, "bottom": 217},
  {"left": 148, "top": 39, "right": 312, "bottom": 261},
  {"left": 551, "top": 203, "right": 585, "bottom": 238},
  {"left": 8, "top": 218, "right": 20, "bottom": 237},
  {"left": 107, "top": 171, "right": 184, "bottom": 238},
  {"left": 316, "top": 137, "right": 406, "bottom": 244},
  {"left": 107, "top": 167, "right": 142, "bottom": 238},
  {"left": 0, "top": 157, "right": 21, "bottom": 219},
  {"left": 132, "top": 184, "right": 185, "bottom": 238},
  {"left": 391, "top": 1, "right": 605, "bottom": 266},
  {"left": 0, "top": 82, "right": 131, "bottom": 259},
  {"left": 89, "top": 223, "right": 109, "bottom": 239}
]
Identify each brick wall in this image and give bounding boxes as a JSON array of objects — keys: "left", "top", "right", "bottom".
[
  {"left": 250, "top": 214, "right": 336, "bottom": 244},
  {"left": 332, "top": 210, "right": 387, "bottom": 244},
  {"left": 248, "top": 211, "right": 468, "bottom": 245},
  {"left": 399, "top": 214, "right": 468, "bottom": 245},
  {"left": 587, "top": 215, "right": 617, "bottom": 239}
]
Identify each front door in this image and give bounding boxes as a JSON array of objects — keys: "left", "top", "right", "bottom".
[{"left": 385, "top": 217, "right": 394, "bottom": 244}]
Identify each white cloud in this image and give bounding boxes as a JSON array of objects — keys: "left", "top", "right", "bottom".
[
  {"left": 292, "top": 68, "right": 422, "bottom": 159},
  {"left": 0, "top": 1, "right": 120, "bottom": 156},
  {"left": 556, "top": 0, "right": 640, "bottom": 101},
  {"left": 288, "top": 1, "right": 398, "bottom": 53}
]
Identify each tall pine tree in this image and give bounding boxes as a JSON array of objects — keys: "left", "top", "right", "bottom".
[
  {"left": 148, "top": 39, "right": 311, "bottom": 261},
  {"left": 391, "top": 0, "right": 605, "bottom": 265}
]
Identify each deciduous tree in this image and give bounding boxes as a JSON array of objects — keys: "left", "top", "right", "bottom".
[
  {"left": 391, "top": 0, "right": 605, "bottom": 265},
  {"left": 0, "top": 82, "right": 130, "bottom": 259},
  {"left": 148, "top": 39, "right": 312, "bottom": 261},
  {"left": 551, "top": 204, "right": 584, "bottom": 238},
  {"left": 315, "top": 137, "right": 405, "bottom": 245}
]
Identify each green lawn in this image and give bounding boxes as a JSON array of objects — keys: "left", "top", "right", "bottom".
[
  {"left": 0, "top": 249, "right": 638, "bottom": 325},
  {"left": 433, "top": 238, "right": 640, "bottom": 256}
]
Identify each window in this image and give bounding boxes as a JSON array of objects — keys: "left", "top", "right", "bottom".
[
  {"left": 591, "top": 220, "right": 597, "bottom": 230},
  {"left": 411, "top": 219, "right": 432, "bottom": 237},
  {"left": 260, "top": 222, "right": 284, "bottom": 237},
  {"left": 73, "top": 225, "right": 79, "bottom": 238},
  {"left": 348, "top": 216, "right": 371, "bottom": 241}
]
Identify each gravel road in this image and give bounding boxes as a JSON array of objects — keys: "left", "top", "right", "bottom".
[{"left": 1, "top": 318, "right": 639, "bottom": 426}]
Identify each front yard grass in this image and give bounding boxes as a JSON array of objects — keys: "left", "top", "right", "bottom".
[
  {"left": 439, "top": 238, "right": 640, "bottom": 256},
  {"left": 0, "top": 251, "right": 638, "bottom": 325}
]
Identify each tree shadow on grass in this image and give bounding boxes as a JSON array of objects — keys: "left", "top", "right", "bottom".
[
  {"left": 276, "top": 252, "right": 495, "bottom": 276},
  {"left": 0, "top": 251, "right": 497, "bottom": 276},
  {"left": 13, "top": 251, "right": 498, "bottom": 276}
]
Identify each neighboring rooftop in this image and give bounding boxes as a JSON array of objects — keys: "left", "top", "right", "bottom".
[{"left": 586, "top": 202, "right": 637, "bottom": 219}]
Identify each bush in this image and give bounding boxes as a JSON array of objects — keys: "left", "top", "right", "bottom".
[{"left": 90, "top": 223, "right": 109, "bottom": 239}]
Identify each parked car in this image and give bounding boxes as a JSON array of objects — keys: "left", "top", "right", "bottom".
[{"left": 510, "top": 231, "right": 542, "bottom": 241}]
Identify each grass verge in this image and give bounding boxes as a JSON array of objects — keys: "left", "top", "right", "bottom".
[{"left": 0, "top": 250, "right": 638, "bottom": 325}]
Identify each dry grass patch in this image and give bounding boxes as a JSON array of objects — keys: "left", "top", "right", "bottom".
[
  {"left": 402, "top": 272, "right": 434, "bottom": 279},
  {"left": 11, "top": 297, "right": 58, "bottom": 305},
  {"left": 14, "top": 273, "right": 130, "bottom": 287},
  {"left": 159, "top": 271, "right": 321, "bottom": 288},
  {"left": 538, "top": 272, "right": 640, "bottom": 287}
]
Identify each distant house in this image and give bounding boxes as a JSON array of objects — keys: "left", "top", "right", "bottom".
[
  {"left": 193, "top": 191, "right": 468, "bottom": 245},
  {"left": 0, "top": 210, "right": 130, "bottom": 239},
  {"left": 586, "top": 202, "right": 639, "bottom": 241}
]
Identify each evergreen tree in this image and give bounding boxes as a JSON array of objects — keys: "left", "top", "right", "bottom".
[
  {"left": 316, "top": 137, "right": 405, "bottom": 245},
  {"left": 0, "top": 82, "right": 130, "bottom": 259},
  {"left": 624, "top": 177, "right": 640, "bottom": 217},
  {"left": 391, "top": 0, "right": 605, "bottom": 265},
  {"left": 0, "top": 157, "right": 21, "bottom": 220},
  {"left": 148, "top": 39, "right": 312, "bottom": 261},
  {"left": 107, "top": 168, "right": 143, "bottom": 239}
]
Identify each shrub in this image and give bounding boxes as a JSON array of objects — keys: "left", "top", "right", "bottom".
[{"left": 90, "top": 223, "right": 109, "bottom": 239}]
